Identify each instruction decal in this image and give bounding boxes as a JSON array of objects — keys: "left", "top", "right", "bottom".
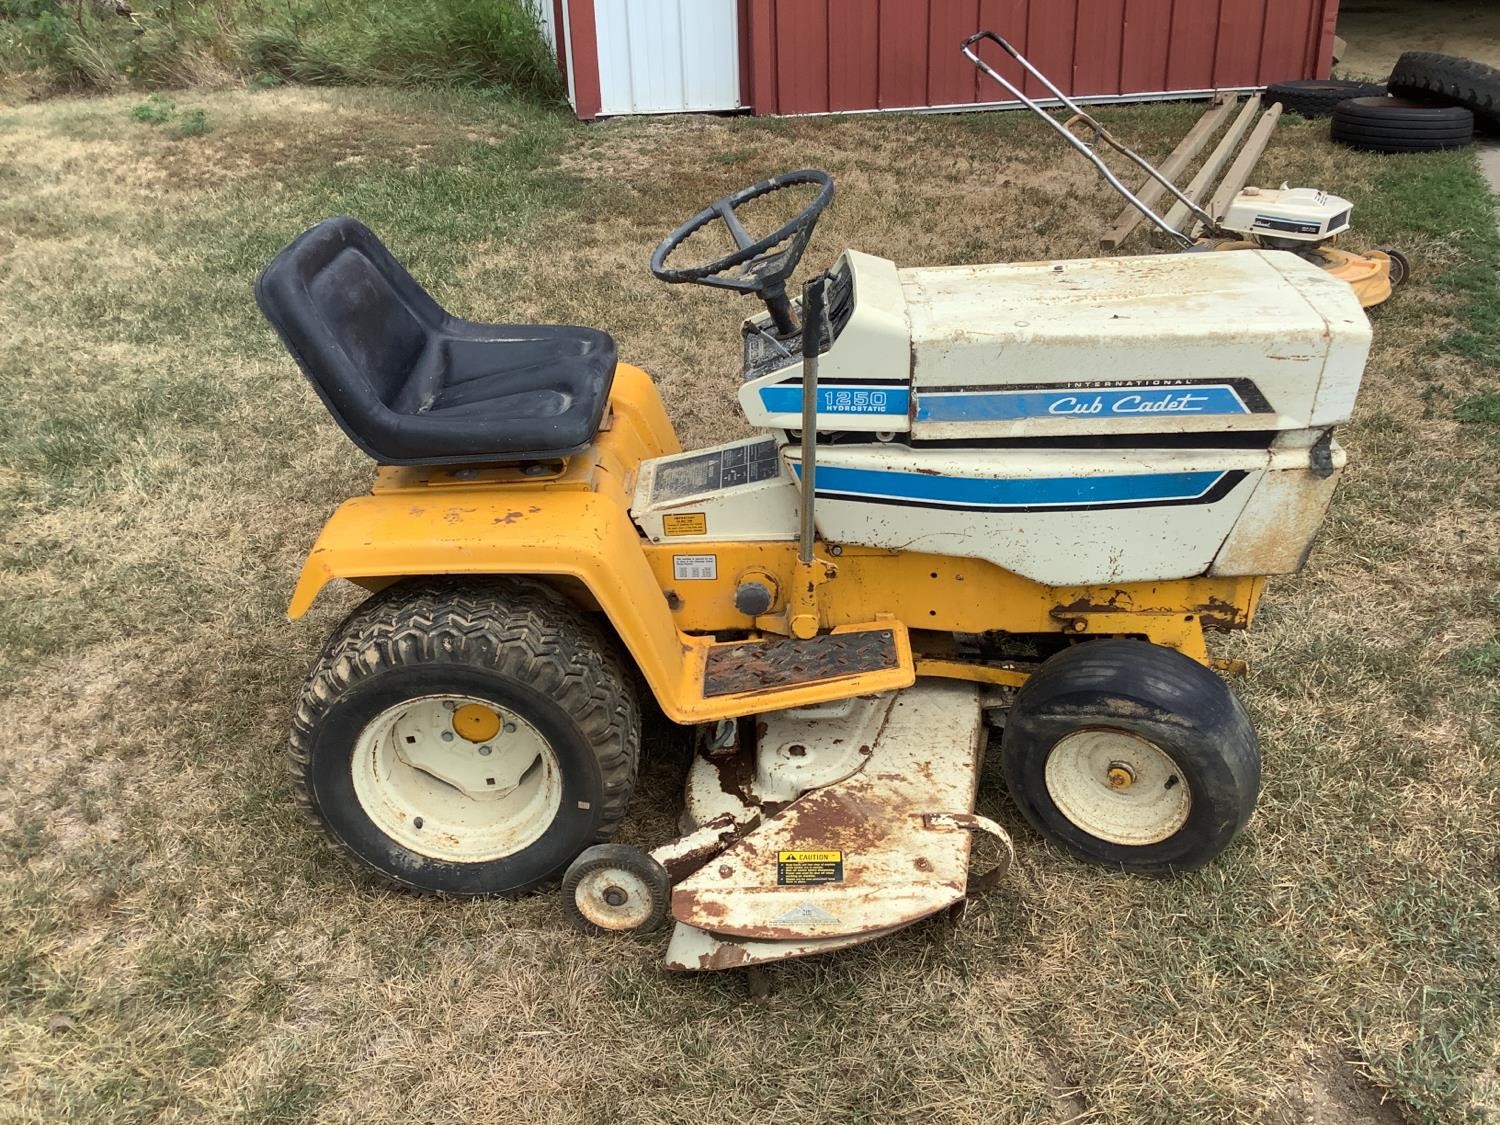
[
  {"left": 662, "top": 512, "right": 707, "bottom": 536},
  {"left": 652, "top": 439, "right": 782, "bottom": 502},
  {"left": 672, "top": 554, "right": 717, "bottom": 581},
  {"left": 777, "top": 850, "right": 844, "bottom": 886}
]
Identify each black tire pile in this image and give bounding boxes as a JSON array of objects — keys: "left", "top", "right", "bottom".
[{"left": 1266, "top": 52, "right": 1500, "bottom": 154}]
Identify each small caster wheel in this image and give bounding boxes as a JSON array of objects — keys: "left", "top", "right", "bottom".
[
  {"left": 561, "top": 843, "right": 671, "bottom": 935},
  {"left": 1377, "top": 246, "right": 1410, "bottom": 289}
]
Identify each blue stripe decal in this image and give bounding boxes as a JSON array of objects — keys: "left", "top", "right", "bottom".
[
  {"left": 759, "top": 385, "right": 910, "bottom": 416},
  {"left": 793, "top": 464, "right": 1227, "bottom": 509},
  {"left": 915, "top": 384, "right": 1250, "bottom": 422}
]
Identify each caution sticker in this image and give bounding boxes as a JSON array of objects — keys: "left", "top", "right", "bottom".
[
  {"left": 662, "top": 512, "right": 707, "bottom": 536},
  {"left": 777, "top": 850, "right": 844, "bottom": 886}
]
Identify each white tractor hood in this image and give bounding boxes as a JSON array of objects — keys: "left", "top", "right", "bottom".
[{"left": 739, "top": 248, "right": 1371, "bottom": 440}]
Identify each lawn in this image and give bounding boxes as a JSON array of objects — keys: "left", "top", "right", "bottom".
[{"left": 0, "top": 86, "right": 1496, "bottom": 1124}]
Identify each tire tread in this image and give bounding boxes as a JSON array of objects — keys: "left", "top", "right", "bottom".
[
  {"left": 289, "top": 579, "right": 640, "bottom": 888},
  {"left": 1387, "top": 51, "right": 1500, "bottom": 127}
]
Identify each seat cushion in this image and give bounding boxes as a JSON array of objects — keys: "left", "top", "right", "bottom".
[
  {"left": 365, "top": 326, "right": 617, "bottom": 461},
  {"left": 256, "top": 217, "right": 617, "bottom": 465}
]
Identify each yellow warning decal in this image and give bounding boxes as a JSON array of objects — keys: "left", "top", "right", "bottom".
[
  {"left": 662, "top": 512, "right": 707, "bottom": 536},
  {"left": 777, "top": 850, "right": 844, "bottom": 886}
]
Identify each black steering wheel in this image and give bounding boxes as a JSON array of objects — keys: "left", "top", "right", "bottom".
[{"left": 650, "top": 169, "right": 834, "bottom": 336}]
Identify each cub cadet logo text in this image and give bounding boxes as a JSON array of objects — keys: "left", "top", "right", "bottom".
[{"left": 1048, "top": 391, "right": 1213, "bottom": 416}]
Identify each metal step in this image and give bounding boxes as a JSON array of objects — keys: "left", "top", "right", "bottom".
[
  {"left": 703, "top": 627, "right": 904, "bottom": 696},
  {"left": 680, "top": 622, "right": 915, "bottom": 720}
]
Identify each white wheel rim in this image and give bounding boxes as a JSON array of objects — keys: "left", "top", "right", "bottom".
[
  {"left": 351, "top": 694, "right": 562, "bottom": 863},
  {"left": 1043, "top": 728, "right": 1191, "bottom": 846},
  {"left": 573, "top": 868, "right": 656, "bottom": 931}
]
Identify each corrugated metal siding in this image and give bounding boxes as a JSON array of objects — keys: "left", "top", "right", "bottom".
[
  {"left": 592, "top": 0, "right": 742, "bottom": 115},
  {"left": 529, "top": 0, "right": 557, "bottom": 52},
  {"left": 744, "top": 0, "right": 1339, "bottom": 115}
]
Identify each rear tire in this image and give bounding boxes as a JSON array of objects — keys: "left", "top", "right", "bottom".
[
  {"left": 289, "top": 579, "right": 640, "bottom": 896},
  {"left": 1330, "top": 96, "right": 1474, "bottom": 153},
  {"left": 1000, "top": 639, "right": 1259, "bottom": 873}
]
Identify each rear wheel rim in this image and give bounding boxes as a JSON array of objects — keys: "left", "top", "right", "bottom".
[
  {"left": 1044, "top": 728, "right": 1191, "bottom": 846},
  {"left": 351, "top": 694, "right": 563, "bottom": 863}
]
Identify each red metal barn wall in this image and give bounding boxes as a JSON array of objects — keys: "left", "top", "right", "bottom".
[{"left": 743, "top": 0, "right": 1341, "bottom": 115}]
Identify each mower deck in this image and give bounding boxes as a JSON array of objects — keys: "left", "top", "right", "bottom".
[{"left": 664, "top": 680, "right": 1006, "bottom": 969}]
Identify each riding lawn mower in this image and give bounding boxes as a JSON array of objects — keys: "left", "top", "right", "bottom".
[{"left": 257, "top": 153, "right": 1370, "bottom": 969}]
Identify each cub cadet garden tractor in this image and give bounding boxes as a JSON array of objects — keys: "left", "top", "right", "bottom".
[{"left": 257, "top": 168, "right": 1370, "bottom": 970}]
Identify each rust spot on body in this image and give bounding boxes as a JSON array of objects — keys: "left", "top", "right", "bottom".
[
  {"left": 677, "top": 892, "right": 729, "bottom": 921},
  {"left": 700, "top": 945, "right": 750, "bottom": 970}
]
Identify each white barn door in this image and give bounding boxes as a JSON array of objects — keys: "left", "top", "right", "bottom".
[{"left": 593, "top": 0, "right": 742, "bottom": 115}]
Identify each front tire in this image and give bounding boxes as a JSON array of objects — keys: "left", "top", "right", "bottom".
[
  {"left": 289, "top": 579, "right": 640, "bottom": 896},
  {"left": 1000, "top": 639, "right": 1259, "bottom": 873}
]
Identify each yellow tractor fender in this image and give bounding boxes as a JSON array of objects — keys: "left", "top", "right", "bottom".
[{"left": 289, "top": 487, "right": 690, "bottom": 718}]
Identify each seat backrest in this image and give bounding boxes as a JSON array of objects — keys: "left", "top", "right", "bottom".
[{"left": 255, "top": 217, "right": 447, "bottom": 415}]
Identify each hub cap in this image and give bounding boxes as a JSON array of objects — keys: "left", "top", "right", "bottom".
[
  {"left": 572, "top": 868, "right": 657, "bottom": 931},
  {"left": 1044, "top": 729, "right": 1191, "bottom": 845},
  {"left": 351, "top": 694, "right": 562, "bottom": 863}
]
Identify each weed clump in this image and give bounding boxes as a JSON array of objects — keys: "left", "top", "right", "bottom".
[
  {"left": 127, "top": 93, "right": 211, "bottom": 137},
  {"left": 2, "top": 0, "right": 563, "bottom": 100}
]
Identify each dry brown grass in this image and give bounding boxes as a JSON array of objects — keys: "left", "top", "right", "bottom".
[{"left": 0, "top": 86, "right": 1496, "bottom": 1124}]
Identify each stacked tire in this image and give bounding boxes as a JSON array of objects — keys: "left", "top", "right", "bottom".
[
  {"left": 1329, "top": 96, "right": 1474, "bottom": 153},
  {"left": 1388, "top": 52, "right": 1500, "bottom": 131},
  {"left": 1323, "top": 52, "right": 1500, "bottom": 155},
  {"left": 1265, "top": 79, "right": 1388, "bottom": 118},
  {"left": 1269, "top": 54, "right": 1500, "bottom": 155}
]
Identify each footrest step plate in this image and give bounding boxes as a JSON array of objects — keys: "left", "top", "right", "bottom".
[{"left": 703, "top": 627, "right": 903, "bottom": 697}]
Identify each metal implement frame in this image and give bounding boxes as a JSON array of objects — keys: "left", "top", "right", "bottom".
[{"left": 960, "top": 30, "right": 1216, "bottom": 249}]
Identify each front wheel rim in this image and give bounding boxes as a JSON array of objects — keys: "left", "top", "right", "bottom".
[
  {"left": 351, "top": 694, "right": 563, "bottom": 863},
  {"left": 1043, "top": 728, "right": 1192, "bottom": 846}
]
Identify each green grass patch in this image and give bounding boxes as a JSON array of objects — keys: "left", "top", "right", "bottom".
[
  {"left": 128, "top": 93, "right": 211, "bottom": 136},
  {"left": 1456, "top": 392, "right": 1500, "bottom": 424},
  {"left": 1455, "top": 640, "right": 1500, "bottom": 676},
  {"left": 1359, "top": 154, "right": 1500, "bottom": 367},
  {"left": 129, "top": 93, "right": 175, "bottom": 124}
]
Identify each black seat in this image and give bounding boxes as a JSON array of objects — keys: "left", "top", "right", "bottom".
[{"left": 255, "top": 217, "right": 617, "bottom": 465}]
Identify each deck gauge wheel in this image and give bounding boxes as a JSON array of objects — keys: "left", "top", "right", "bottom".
[
  {"left": 1000, "top": 639, "right": 1260, "bottom": 872},
  {"left": 562, "top": 844, "right": 671, "bottom": 934}
]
